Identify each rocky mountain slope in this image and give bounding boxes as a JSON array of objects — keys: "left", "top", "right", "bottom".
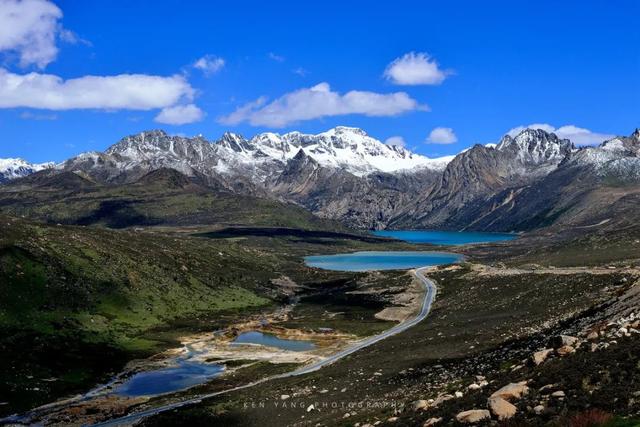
[{"left": 389, "top": 129, "right": 640, "bottom": 231}]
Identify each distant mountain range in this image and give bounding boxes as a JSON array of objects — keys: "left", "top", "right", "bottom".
[
  {"left": 1, "top": 127, "right": 639, "bottom": 231},
  {"left": 0, "top": 158, "right": 54, "bottom": 184}
]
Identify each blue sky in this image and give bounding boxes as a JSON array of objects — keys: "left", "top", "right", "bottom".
[{"left": 0, "top": 0, "right": 638, "bottom": 163}]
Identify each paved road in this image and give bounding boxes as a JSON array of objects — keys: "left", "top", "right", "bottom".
[{"left": 91, "top": 268, "right": 437, "bottom": 426}]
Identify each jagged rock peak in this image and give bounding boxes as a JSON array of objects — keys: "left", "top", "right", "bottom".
[
  {"left": 217, "top": 132, "right": 250, "bottom": 152},
  {"left": 497, "top": 128, "right": 568, "bottom": 149},
  {"left": 496, "top": 128, "right": 573, "bottom": 165}
]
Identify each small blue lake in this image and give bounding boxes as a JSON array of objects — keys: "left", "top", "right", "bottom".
[
  {"left": 114, "top": 361, "right": 224, "bottom": 397},
  {"left": 305, "top": 251, "right": 462, "bottom": 272},
  {"left": 232, "top": 331, "right": 316, "bottom": 352},
  {"left": 372, "top": 230, "right": 515, "bottom": 245}
]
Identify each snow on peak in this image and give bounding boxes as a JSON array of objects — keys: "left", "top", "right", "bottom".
[
  {"left": 0, "top": 158, "right": 54, "bottom": 182},
  {"left": 66, "top": 127, "right": 453, "bottom": 183},
  {"left": 496, "top": 128, "right": 573, "bottom": 165},
  {"left": 215, "top": 126, "right": 453, "bottom": 177},
  {"left": 291, "top": 127, "right": 452, "bottom": 175},
  {"left": 567, "top": 131, "right": 640, "bottom": 179}
]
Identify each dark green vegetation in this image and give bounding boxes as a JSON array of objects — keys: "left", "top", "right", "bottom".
[
  {"left": 0, "top": 215, "right": 415, "bottom": 415},
  {"left": 0, "top": 168, "right": 339, "bottom": 230}
]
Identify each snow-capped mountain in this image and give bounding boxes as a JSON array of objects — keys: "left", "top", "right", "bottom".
[
  {"left": 247, "top": 126, "right": 452, "bottom": 176},
  {"left": 495, "top": 128, "right": 574, "bottom": 168},
  {"left": 391, "top": 128, "right": 640, "bottom": 231},
  {"left": 61, "top": 127, "right": 452, "bottom": 185},
  {"left": 390, "top": 128, "right": 577, "bottom": 229},
  {"left": 567, "top": 128, "right": 640, "bottom": 180},
  {"left": 0, "top": 158, "right": 54, "bottom": 183}
]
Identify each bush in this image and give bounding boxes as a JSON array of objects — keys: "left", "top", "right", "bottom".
[{"left": 569, "top": 409, "right": 613, "bottom": 427}]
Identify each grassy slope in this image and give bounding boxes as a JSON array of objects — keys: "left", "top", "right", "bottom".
[{"left": 0, "top": 216, "right": 415, "bottom": 415}]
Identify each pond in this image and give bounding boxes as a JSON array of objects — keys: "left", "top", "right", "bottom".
[
  {"left": 114, "top": 361, "right": 224, "bottom": 397},
  {"left": 232, "top": 331, "right": 316, "bottom": 352}
]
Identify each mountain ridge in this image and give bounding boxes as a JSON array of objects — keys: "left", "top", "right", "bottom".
[{"left": 1, "top": 127, "right": 638, "bottom": 231}]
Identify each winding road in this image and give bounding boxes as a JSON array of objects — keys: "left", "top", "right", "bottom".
[{"left": 15, "top": 268, "right": 437, "bottom": 427}]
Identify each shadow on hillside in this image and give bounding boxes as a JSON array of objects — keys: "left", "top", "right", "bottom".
[{"left": 196, "top": 227, "right": 385, "bottom": 243}]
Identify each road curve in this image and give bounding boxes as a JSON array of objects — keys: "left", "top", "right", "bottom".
[{"left": 92, "top": 267, "right": 438, "bottom": 426}]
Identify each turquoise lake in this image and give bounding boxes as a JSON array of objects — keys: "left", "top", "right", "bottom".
[
  {"left": 372, "top": 230, "right": 515, "bottom": 245},
  {"left": 304, "top": 251, "right": 462, "bottom": 272},
  {"left": 232, "top": 331, "right": 316, "bottom": 352}
]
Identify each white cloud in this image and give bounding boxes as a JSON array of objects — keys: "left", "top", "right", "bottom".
[
  {"left": 193, "top": 55, "right": 225, "bottom": 76},
  {"left": 58, "top": 28, "right": 91, "bottom": 46},
  {"left": 19, "top": 111, "right": 57, "bottom": 120},
  {"left": 0, "top": 0, "right": 64, "bottom": 68},
  {"left": 427, "top": 127, "right": 458, "bottom": 144},
  {"left": 0, "top": 68, "right": 196, "bottom": 111},
  {"left": 154, "top": 104, "right": 204, "bottom": 125},
  {"left": 507, "top": 123, "right": 614, "bottom": 146},
  {"left": 219, "top": 82, "right": 426, "bottom": 127},
  {"left": 268, "top": 52, "right": 285, "bottom": 62},
  {"left": 384, "top": 52, "right": 450, "bottom": 86},
  {"left": 384, "top": 136, "right": 406, "bottom": 147},
  {"left": 292, "top": 67, "right": 308, "bottom": 76},
  {"left": 507, "top": 123, "right": 555, "bottom": 136}
]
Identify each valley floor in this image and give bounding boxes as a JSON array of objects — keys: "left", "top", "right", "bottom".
[
  {"left": 136, "top": 235, "right": 640, "bottom": 427},
  {"left": 2, "top": 217, "right": 640, "bottom": 426}
]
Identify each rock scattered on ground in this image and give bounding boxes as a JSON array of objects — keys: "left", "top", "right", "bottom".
[
  {"left": 488, "top": 396, "right": 517, "bottom": 420},
  {"left": 455, "top": 409, "right": 491, "bottom": 424}
]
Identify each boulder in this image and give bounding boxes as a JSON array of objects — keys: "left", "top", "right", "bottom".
[
  {"left": 490, "top": 381, "right": 529, "bottom": 401},
  {"left": 551, "top": 390, "right": 565, "bottom": 398},
  {"left": 548, "top": 335, "right": 578, "bottom": 349},
  {"left": 423, "top": 418, "right": 442, "bottom": 426},
  {"left": 556, "top": 345, "right": 575, "bottom": 357},
  {"left": 488, "top": 396, "right": 517, "bottom": 420},
  {"left": 431, "top": 394, "right": 454, "bottom": 408},
  {"left": 531, "top": 348, "right": 553, "bottom": 365},
  {"left": 413, "top": 400, "right": 429, "bottom": 411},
  {"left": 533, "top": 404, "right": 545, "bottom": 415},
  {"left": 456, "top": 409, "right": 491, "bottom": 424},
  {"left": 467, "top": 383, "right": 481, "bottom": 390},
  {"left": 586, "top": 331, "right": 599, "bottom": 340},
  {"left": 455, "top": 391, "right": 464, "bottom": 398}
]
